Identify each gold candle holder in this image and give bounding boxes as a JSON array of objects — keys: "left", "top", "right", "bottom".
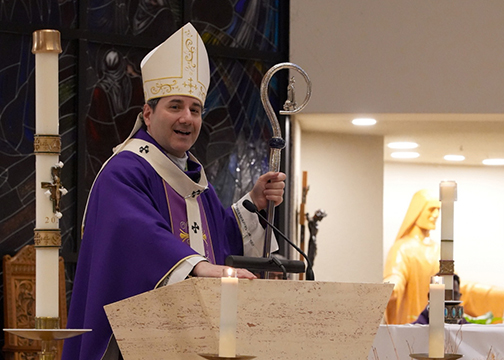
[
  {"left": 37, "top": 317, "right": 59, "bottom": 360},
  {"left": 32, "top": 29, "right": 62, "bottom": 54}
]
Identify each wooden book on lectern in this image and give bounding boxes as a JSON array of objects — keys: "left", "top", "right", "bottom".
[{"left": 104, "top": 278, "right": 393, "bottom": 360}]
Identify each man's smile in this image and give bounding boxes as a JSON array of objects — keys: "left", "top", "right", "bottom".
[{"left": 174, "top": 130, "right": 191, "bottom": 135}]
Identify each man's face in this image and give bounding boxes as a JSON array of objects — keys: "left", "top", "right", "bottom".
[
  {"left": 143, "top": 96, "right": 203, "bottom": 157},
  {"left": 416, "top": 201, "right": 440, "bottom": 230}
]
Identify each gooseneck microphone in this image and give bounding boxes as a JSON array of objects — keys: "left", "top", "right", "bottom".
[{"left": 242, "top": 199, "right": 315, "bottom": 281}]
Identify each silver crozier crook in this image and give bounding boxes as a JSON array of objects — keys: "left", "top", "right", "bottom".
[{"left": 260, "top": 62, "right": 312, "bottom": 259}]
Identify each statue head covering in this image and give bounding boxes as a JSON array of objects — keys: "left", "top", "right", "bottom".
[
  {"left": 395, "top": 189, "right": 440, "bottom": 241},
  {"left": 140, "top": 22, "right": 210, "bottom": 105}
]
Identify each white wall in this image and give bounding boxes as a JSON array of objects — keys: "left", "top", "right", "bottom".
[
  {"left": 290, "top": 0, "right": 504, "bottom": 114},
  {"left": 300, "top": 130, "right": 384, "bottom": 283},
  {"left": 384, "top": 162, "right": 504, "bottom": 288}
]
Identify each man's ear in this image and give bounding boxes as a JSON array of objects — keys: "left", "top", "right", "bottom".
[{"left": 143, "top": 103, "right": 152, "bottom": 126}]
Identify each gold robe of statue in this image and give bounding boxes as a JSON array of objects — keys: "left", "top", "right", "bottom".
[{"left": 384, "top": 190, "right": 441, "bottom": 324}]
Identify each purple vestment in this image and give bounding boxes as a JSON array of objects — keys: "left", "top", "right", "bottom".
[{"left": 62, "top": 128, "right": 244, "bottom": 360}]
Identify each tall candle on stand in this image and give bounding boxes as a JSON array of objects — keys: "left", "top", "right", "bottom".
[
  {"left": 32, "top": 29, "right": 62, "bottom": 320},
  {"left": 429, "top": 276, "right": 445, "bottom": 358},
  {"left": 439, "top": 180, "right": 457, "bottom": 300},
  {"left": 219, "top": 268, "right": 239, "bottom": 358}
]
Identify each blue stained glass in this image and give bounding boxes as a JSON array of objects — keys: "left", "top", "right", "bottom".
[
  {"left": 0, "top": 0, "right": 77, "bottom": 28},
  {"left": 192, "top": 0, "right": 280, "bottom": 51},
  {"left": 87, "top": 0, "right": 182, "bottom": 39},
  {"left": 83, "top": 42, "right": 147, "bottom": 190},
  {"left": 192, "top": 56, "right": 281, "bottom": 208}
]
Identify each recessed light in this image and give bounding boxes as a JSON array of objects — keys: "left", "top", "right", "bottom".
[
  {"left": 444, "top": 155, "right": 465, "bottom": 162},
  {"left": 391, "top": 152, "right": 420, "bottom": 159},
  {"left": 482, "top": 158, "right": 504, "bottom": 166},
  {"left": 387, "top": 142, "right": 418, "bottom": 149},
  {"left": 352, "top": 118, "right": 376, "bottom": 126}
]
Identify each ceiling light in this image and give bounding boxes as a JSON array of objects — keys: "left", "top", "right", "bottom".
[
  {"left": 482, "top": 158, "right": 504, "bottom": 166},
  {"left": 352, "top": 118, "right": 376, "bottom": 126},
  {"left": 387, "top": 142, "right": 418, "bottom": 149},
  {"left": 444, "top": 155, "right": 465, "bottom": 162},
  {"left": 391, "top": 152, "right": 420, "bottom": 159}
]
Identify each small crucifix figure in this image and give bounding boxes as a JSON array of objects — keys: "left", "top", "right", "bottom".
[{"left": 41, "top": 163, "right": 67, "bottom": 215}]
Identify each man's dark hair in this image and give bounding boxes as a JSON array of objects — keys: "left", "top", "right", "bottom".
[{"left": 146, "top": 98, "right": 160, "bottom": 112}]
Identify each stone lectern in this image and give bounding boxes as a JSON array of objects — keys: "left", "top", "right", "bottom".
[{"left": 104, "top": 278, "right": 393, "bottom": 360}]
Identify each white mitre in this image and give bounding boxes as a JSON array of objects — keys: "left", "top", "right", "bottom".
[{"left": 140, "top": 22, "right": 210, "bottom": 105}]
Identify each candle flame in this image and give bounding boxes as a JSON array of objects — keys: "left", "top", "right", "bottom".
[{"left": 225, "top": 267, "right": 237, "bottom": 278}]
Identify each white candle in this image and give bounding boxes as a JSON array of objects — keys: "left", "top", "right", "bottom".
[
  {"left": 429, "top": 276, "right": 445, "bottom": 358},
  {"left": 32, "top": 30, "right": 62, "bottom": 320},
  {"left": 439, "top": 181, "right": 457, "bottom": 241},
  {"left": 35, "top": 247, "right": 59, "bottom": 317},
  {"left": 34, "top": 42, "right": 60, "bottom": 230},
  {"left": 440, "top": 240, "right": 454, "bottom": 261},
  {"left": 219, "top": 268, "right": 238, "bottom": 358},
  {"left": 35, "top": 52, "right": 59, "bottom": 135}
]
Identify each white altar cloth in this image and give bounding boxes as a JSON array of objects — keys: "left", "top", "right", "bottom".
[{"left": 368, "top": 324, "right": 504, "bottom": 359}]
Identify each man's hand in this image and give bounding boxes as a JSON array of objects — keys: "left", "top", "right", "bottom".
[
  {"left": 249, "top": 171, "right": 286, "bottom": 211},
  {"left": 192, "top": 261, "right": 257, "bottom": 279}
]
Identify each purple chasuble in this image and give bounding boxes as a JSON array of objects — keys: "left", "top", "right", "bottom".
[{"left": 62, "top": 127, "right": 244, "bottom": 360}]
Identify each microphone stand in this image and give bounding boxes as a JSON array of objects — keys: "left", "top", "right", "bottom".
[{"left": 241, "top": 200, "right": 315, "bottom": 281}]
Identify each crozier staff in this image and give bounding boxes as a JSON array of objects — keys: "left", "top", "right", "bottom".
[{"left": 62, "top": 23, "right": 285, "bottom": 360}]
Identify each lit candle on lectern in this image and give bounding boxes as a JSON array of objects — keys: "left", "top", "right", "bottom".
[
  {"left": 219, "top": 267, "right": 238, "bottom": 358},
  {"left": 429, "top": 276, "right": 445, "bottom": 358},
  {"left": 32, "top": 29, "right": 62, "bottom": 319}
]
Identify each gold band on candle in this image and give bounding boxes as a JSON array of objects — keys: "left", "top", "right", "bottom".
[
  {"left": 32, "top": 30, "right": 62, "bottom": 54},
  {"left": 34, "top": 135, "right": 61, "bottom": 154},
  {"left": 35, "top": 316, "right": 60, "bottom": 329},
  {"left": 438, "top": 260, "right": 454, "bottom": 275},
  {"left": 34, "top": 229, "right": 61, "bottom": 247}
]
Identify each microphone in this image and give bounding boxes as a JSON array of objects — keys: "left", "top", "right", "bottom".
[
  {"left": 225, "top": 255, "right": 304, "bottom": 275},
  {"left": 242, "top": 199, "right": 315, "bottom": 281}
]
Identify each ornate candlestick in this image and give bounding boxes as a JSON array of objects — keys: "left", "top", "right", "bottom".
[
  {"left": 410, "top": 181, "right": 463, "bottom": 360},
  {"left": 3, "top": 29, "right": 90, "bottom": 360},
  {"left": 439, "top": 181, "right": 464, "bottom": 324}
]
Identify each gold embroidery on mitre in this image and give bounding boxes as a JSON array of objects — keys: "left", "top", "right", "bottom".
[
  {"left": 140, "top": 23, "right": 209, "bottom": 103},
  {"left": 183, "top": 78, "right": 197, "bottom": 95},
  {"left": 184, "top": 33, "right": 196, "bottom": 73},
  {"left": 151, "top": 79, "right": 179, "bottom": 96}
]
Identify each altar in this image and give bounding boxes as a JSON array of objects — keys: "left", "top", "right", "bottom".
[{"left": 368, "top": 324, "right": 504, "bottom": 359}]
